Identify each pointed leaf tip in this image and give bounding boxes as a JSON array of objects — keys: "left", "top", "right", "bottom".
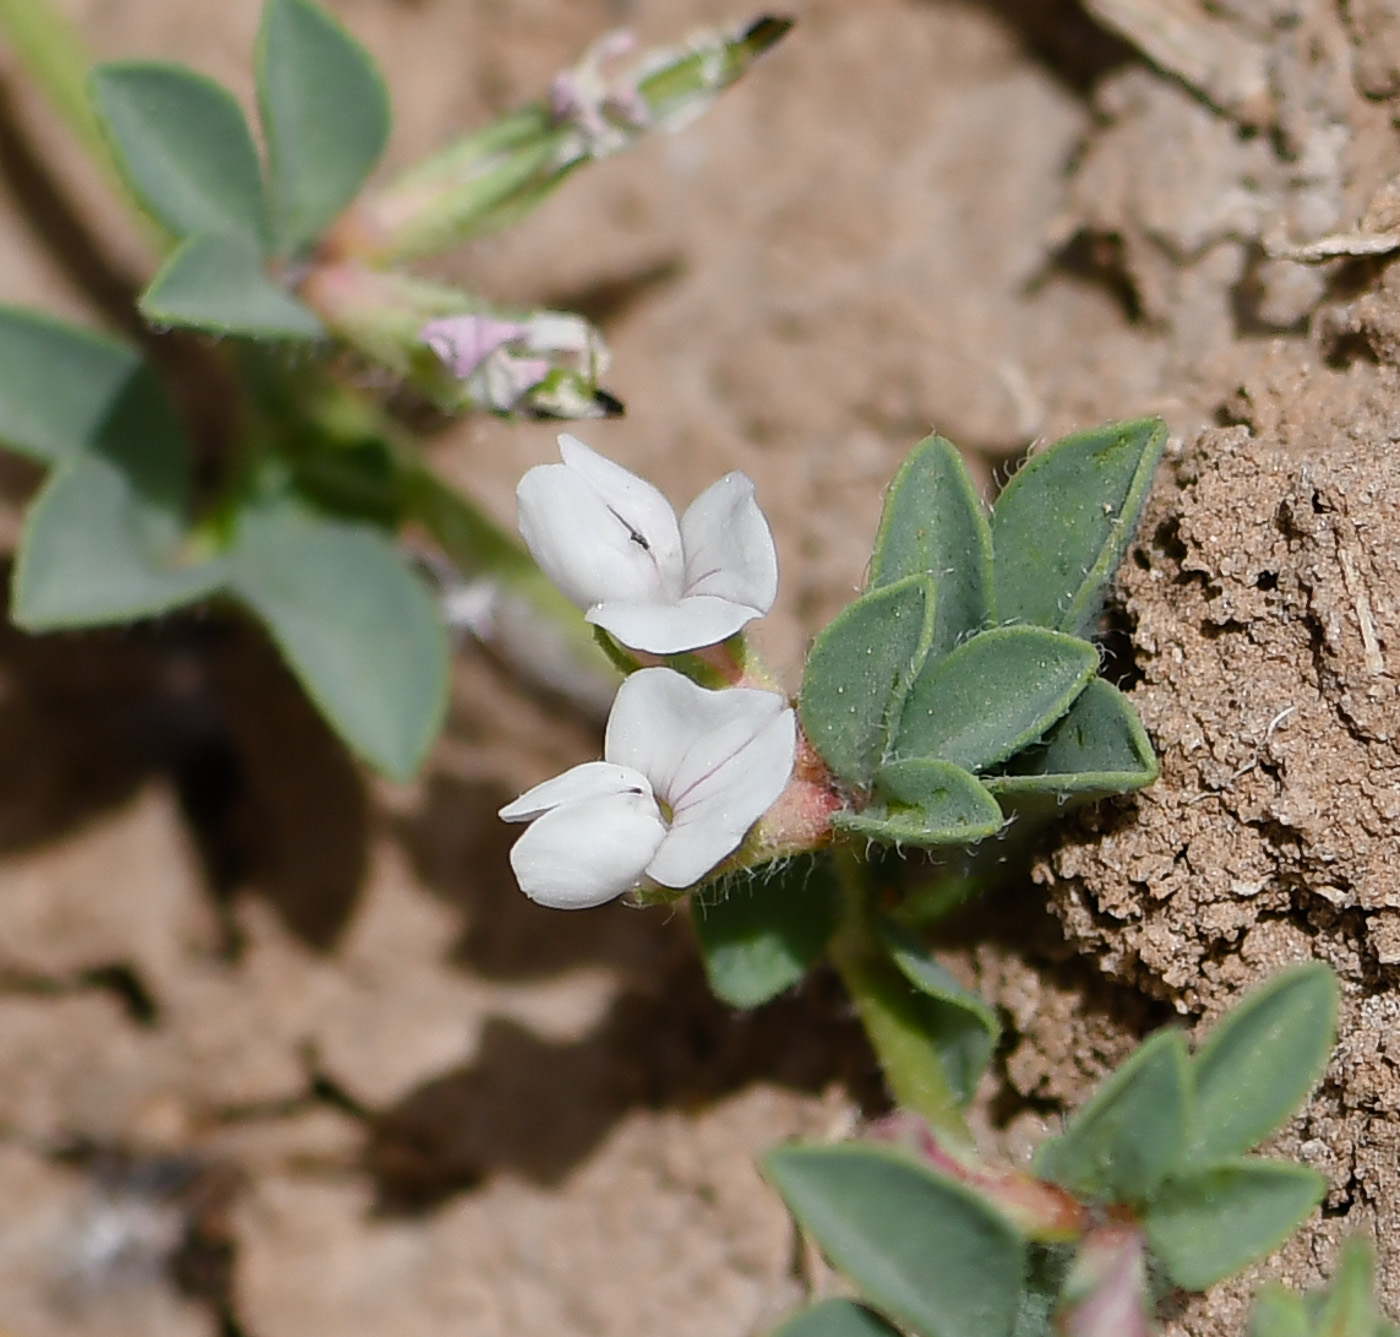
[
  {"left": 799, "top": 574, "right": 935, "bottom": 785},
  {"left": 1143, "top": 1160, "right": 1325, "bottom": 1291},
  {"left": 877, "top": 917, "right": 1000, "bottom": 1102},
  {"left": 741, "top": 15, "right": 795, "bottom": 52},
  {"left": 1034, "top": 1029, "right": 1189, "bottom": 1203},
  {"left": 987, "top": 678, "right": 1157, "bottom": 805},
  {"left": 868, "top": 433, "right": 992, "bottom": 656},
  {"left": 992, "top": 417, "right": 1166, "bottom": 636},
  {"left": 1186, "top": 961, "right": 1338, "bottom": 1164}
]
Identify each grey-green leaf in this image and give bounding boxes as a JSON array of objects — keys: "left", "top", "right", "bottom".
[
  {"left": 992, "top": 417, "right": 1166, "bottom": 636},
  {"left": 226, "top": 493, "right": 448, "bottom": 779},
  {"left": 834, "top": 758, "right": 1003, "bottom": 849},
  {"left": 1186, "top": 962, "right": 1338, "bottom": 1164},
  {"left": 799, "top": 574, "right": 935, "bottom": 785},
  {"left": 12, "top": 369, "right": 222, "bottom": 627},
  {"left": 771, "top": 1299, "right": 904, "bottom": 1337},
  {"left": 141, "top": 232, "right": 323, "bottom": 339},
  {"left": 0, "top": 307, "right": 142, "bottom": 464},
  {"left": 1143, "top": 1160, "right": 1326, "bottom": 1291},
  {"left": 868, "top": 434, "right": 992, "bottom": 656},
  {"left": 1034, "top": 1029, "right": 1189, "bottom": 1203},
  {"left": 894, "top": 626, "right": 1098, "bottom": 773},
  {"left": 90, "top": 61, "right": 266, "bottom": 242},
  {"left": 985, "top": 679, "right": 1157, "bottom": 802},
  {"left": 1311, "top": 1236, "right": 1389, "bottom": 1337},
  {"left": 764, "top": 1144, "right": 1025, "bottom": 1337},
  {"left": 878, "top": 918, "right": 1000, "bottom": 1102},
  {"left": 691, "top": 857, "right": 838, "bottom": 1009},
  {"left": 1249, "top": 1286, "right": 1312, "bottom": 1337},
  {"left": 257, "top": 0, "right": 390, "bottom": 254}
]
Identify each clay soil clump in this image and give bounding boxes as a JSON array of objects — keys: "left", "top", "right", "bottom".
[{"left": 1038, "top": 423, "right": 1399, "bottom": 1332}]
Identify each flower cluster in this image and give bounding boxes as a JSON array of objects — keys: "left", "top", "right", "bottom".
[
  {"left": 517, "top": 434, "right": 778, "bottom": 654},
  {"left": 500, "top": 435, "right": 803, "bottom": 908},
  {"left": 419, "top": 312, "right": 608, "bottom": 417},
  {"left": 501, "top": 668, "right": 795, "bottom": 908},
  {"left": 548, "top": 30, "right": 652, "bottom": 160}
]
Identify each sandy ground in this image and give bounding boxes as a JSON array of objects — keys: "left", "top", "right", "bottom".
[{"left": 0, "top": 0, "right": 1395, "bottom": 1333}]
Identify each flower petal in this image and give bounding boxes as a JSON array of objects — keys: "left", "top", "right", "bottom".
[
  {"left": 469, "top": 352, "right": 550, "bottom": 413},
  {"left": 557, "top": 434, "right": 684, "bottom": 590},
  {"left": 518, "top": 464, "right": 671, "bottom": 611},
  {"left": 679, "top": 471, "right": 778, "bottom": 614},
  {"left": 648, "top": 704, "right": 795, "bottom": 888},
  {"left": 521, "top": 312, "right": 595, "bottom": 357},
  {"left": 420, "top": 315, "right": 528, "bottom": 379},
  {"left": 586, "top": 593, "right": 757, "bottom": 653},
  {"left": 508, "top": 789, "right": 666, "bottom": 908},
  {"left": 499, "top": 760, "right": 653, "bottom": 822},
  {"left": 605, "top": 667, "right": 734, "bottom": 789},
  {"left": 604, "top": 669, "right": 795, "bottom": 887}
]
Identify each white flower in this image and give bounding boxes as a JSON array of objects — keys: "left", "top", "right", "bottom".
[
  {"left": 499, "top": 667, "right": 795, "bottom": 908},
  {"left": 516, "top": 434, "right": 779, "bottom": 653}
]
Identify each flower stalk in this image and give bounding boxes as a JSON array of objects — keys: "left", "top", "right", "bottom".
[{"left": 323, "top": 15, "right": 793, "bottom": 267}]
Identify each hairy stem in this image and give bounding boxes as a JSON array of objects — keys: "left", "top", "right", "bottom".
[{"left": 829, "top": 846, "right": 973, "bottom": 1146}]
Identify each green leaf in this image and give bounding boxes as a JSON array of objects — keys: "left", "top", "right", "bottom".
[
  {"left": 834, "top": 758, "right": 1003, "bottom": 849},
  {"left": 1249, "top": 1286, "right": 1312, "bottom": 1337},
  {"left": 636, "top": 15, "right": 794, "bottom": 120},
  {"left": 894, "top": 626, "right": 1098, "bottom": 773},
  {"left": 771, "top": 1300, "right": 903, "bottom": 1337},
  {"left": 1186, "top": 962, "right": 1338, "bottom": 1164},
  {"left": 0, "top": 307, "right": 142, "bottom": 464},
  {"left": 90, "top": 61, "right": 266, "bottom": 242},
  {"left": 799, "top": 575, "right": 935, "bottom": 785},
  {"left": 257, "top": 0, "right": 389, "bottom": 254},
  {"left": 985, "top": 679, "right": 1157, "bottom": 802},
  {"left": 691, "top": 857, "right": 838, "bottom": 1009},
  {"left": 11, "top": 368, "right": 222, "bottom": 627},
  {"left": 226, "top": 492, "right": 448, "bottom": 779},
  {"left": 1312, "top": 1237, "right": 1387, "bottom": 1337},
  {"left": 877, "top": 918, "right": 1000, "bottom": 1103},
  {"left": 141, "top": 232, "right": 323, "bottom": 339},
  {"left": 1143, "top": 1160, "right": 1325, "bottom": 1291},
  {"left": 1014, "top": 1245, "right": 1076, "bottom": 1337},
  {"left": 764, "top": 1144, "right": 1025, "bottom": 1337},
  {"left": 833, "top": 944, "right": 975, "bottom": 1124},
  {"left": 868, "top": 434, "right": 992, "bottom": 656},
  {"left": 1033, "top": 1029, "right": 1189, "bottom": 1203},
  {"left": 991, "top": 417, "right": 1165, "bottom": 636}
]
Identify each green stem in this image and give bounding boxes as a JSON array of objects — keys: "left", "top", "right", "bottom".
[
  {"left": 829, "top": 845, "right": 973, "bottom": 1147},
  {"left": 0, "top": 0, "right": 99, "bottom": 160},
  {"left": 0, "top": 0, "right": 154, "bottom": 241}
]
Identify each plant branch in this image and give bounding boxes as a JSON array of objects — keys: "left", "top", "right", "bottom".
[
  {"left": 829, "top": 845, "right": 973, "bottom": 1146},
  {"left": 0, "top": 0, "right": 155, "bottom": 240}
]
